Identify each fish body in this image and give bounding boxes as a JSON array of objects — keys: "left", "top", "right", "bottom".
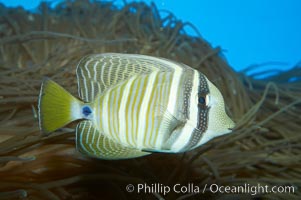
[{"left": 38, "top": 53, "right": 235, "bottom": 159}]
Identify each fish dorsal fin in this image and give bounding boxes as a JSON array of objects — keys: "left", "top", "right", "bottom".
[
  {"left": 76, "top": 53, "right": 183, "bottom": 102},
  {"left": 76, "top": 120, "right": 150, "bottom": 160}
]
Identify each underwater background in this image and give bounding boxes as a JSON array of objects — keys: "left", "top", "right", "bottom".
[
  {"left": 1, "top": 0, "right": 301, "bottom": 76},
  {"left": 0, "top": 0, "right": 300, "bottom": 199}
]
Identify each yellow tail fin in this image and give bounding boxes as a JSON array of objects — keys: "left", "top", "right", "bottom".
[{"left": 38, "top": 78, "right": 83, "bottom": 134}]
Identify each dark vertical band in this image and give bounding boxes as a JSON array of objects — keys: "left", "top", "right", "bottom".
[{"left": 182, "top": 72, "right": 210, "bottom": 151}]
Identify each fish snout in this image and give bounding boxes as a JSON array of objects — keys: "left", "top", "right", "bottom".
[{"left": 227, "top": 118, "right": 236, "bottom": 131}]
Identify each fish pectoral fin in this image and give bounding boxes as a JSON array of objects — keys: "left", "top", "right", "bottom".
[
  {"left": 76, "top": 121, "right": 150, "bottom": 160},
  {"left": 154, "top": 105, "right": 186, "bottom": 139},
  {"left": 161, "top": 123, "right": 186, "bottom": 151}
]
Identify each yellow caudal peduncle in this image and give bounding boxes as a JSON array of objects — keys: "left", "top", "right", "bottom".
[{"left": 38, "top": 78, "right": 84, "bottom": 134}]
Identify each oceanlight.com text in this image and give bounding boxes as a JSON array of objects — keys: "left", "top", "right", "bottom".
[
  {"left": 125, "top": 183, "right": 296, "bottom": 196},
  {"left": 207, "top": 183, "right": 295, "bottom": 196}
]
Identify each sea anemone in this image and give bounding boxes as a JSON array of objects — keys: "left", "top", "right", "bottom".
[{"left": 0, "top": 1, "right": 300, "bottom": 199}]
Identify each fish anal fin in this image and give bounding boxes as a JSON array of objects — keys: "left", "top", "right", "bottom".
[{"left": 76, "top": 121, "right": 150, "bottom": 160}]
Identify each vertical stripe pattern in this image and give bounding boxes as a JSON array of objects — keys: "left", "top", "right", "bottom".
[
  {"left": 95, "top": 71, "right": 181, "bottom": 149},
  {"left": 75, "top": 53, "right": 215, "bottom": 156},
  {"left": 76, "top": 120, "right": 150, "bottom": 159}
]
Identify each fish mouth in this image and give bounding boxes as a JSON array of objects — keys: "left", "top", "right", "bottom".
[
  {"left": 228, "top": 119, "right": 236, "bottom": 131},
  {"left": 227, "top": 127, "right": 236, "bottom": 132},
  {"left": 227, "top": 123, "right": 235, "bottom": 131}
]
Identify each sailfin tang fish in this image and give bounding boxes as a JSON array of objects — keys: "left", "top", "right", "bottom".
[{"left": 38, "top": 53, "right": 235, "bottom": 160}]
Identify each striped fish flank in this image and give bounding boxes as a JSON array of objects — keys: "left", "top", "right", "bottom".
[
  {"left": 94, "top": 71, "right": 182, "bottom": 150},
  {"left": 38, "top": 53, "right": 235, "bottom": 160}
]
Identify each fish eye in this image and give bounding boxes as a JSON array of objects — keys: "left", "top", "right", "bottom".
[
  {"left": 198, "top": 96, "right": 206, "bottom": 105},
  {"left": 198, "top": 94, "right": 209, "bottom": 107}
]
